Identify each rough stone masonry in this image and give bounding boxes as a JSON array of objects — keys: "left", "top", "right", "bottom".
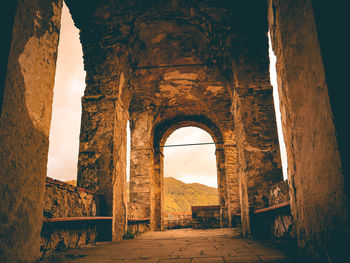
[{"left": 0, "top": 1, "right": 348, "bottom": 262}]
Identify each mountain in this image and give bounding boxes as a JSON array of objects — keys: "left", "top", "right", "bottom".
[
  {"left": 163, "top": 177, "right": 218, "bottom": 213},
  {"left": 65, "top": 177, "right": 218, "bottom": 213}
]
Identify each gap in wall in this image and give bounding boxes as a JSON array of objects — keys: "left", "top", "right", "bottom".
[
  {"left": 163, "top": 127, "right": 218, "bottom": 213},
  {"left": 268, "top": 31, "right": 288, "bottom": 180},
  {"left": 126, "top": 120, "right": 131, "bottom": 183},
  {"left": 46, "top": 2, "right": 86, "bottom": 184}
]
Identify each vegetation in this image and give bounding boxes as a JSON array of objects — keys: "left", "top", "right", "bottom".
[
  {"left": 122, "top": 230, "right": 136, "bottom": 239},
  {"left": 65, "top": 180, "right": 77, "bottom": 186},
  {"left": 66, "top": 177, "right": 218, "bottom": 213},
  {"left": 163, "top": 177, "right": 218, "bottom": 213}
]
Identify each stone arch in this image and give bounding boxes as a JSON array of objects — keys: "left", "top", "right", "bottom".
[
  {"left": 154, "top": 115, "right": 224, "bottom": 149},
  {"left": 151, "top": 114, "right": 232, "bottom": 230}
]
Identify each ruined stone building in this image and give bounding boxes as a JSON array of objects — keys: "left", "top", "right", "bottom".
[{"left": 0, "top": 0, "right": 349, "bottom": 262}]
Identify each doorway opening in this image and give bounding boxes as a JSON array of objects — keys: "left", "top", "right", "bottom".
[{"left": 163, "top": 127, "right": 219, "bottom": 229}]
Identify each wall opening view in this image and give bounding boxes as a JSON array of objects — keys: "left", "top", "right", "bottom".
[
  {"left": 163, "top": 127, "right": 219, "bottom": 229},
  {"left": 268, "top": 31, "right": 288, "bottom": 180},
  {"left": 46, "top": 2, "right": 86, "bottom": 186},
  {"left": 126, "top": 120, "right": 131, "bottom": 202}
]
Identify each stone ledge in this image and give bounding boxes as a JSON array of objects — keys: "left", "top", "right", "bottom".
[{"left": 46, "top": 177, "right": 96, "bottom": 196}]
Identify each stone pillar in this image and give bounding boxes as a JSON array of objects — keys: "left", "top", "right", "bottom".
[
  {"left": 215, "top": 147, "right": 231, "bottom": 227},
  {"left": 0, "top": 1, "right": 62, "bottom": 262},
  {"left": 232, "top": 87, "right": 283, "bottom": 236},
  {"left": 112, "top": 102, "right": 128, "bottom": 240},
  {"left": 78, "top": 96, "right": 128, "bottom": 240},
  {"left": 223, "top": 131, "right": 240, "bottom": 220},
  {"left": 129, "top": 111, "right": 154, "bottom": 224},
  {"left": 268, "top": 0, "right": 349, "bottom": 260},
  {"left": 152, "top": 150, "right": 164, "bottom": 230}
]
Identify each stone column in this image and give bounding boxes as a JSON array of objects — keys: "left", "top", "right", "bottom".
[
  {"left": 78, "top": 96, "right": 128, "bottom": 240},
  {"left": 215, "top": 147, "right": 231, "bottom": 227},
  {"left": 112, "top": 102, "right": 128, "bottom": 241},
  {"left": 129, "top": 111, "right": 154, "bottom": 224},
  {"left": 152, "top": 150, "right": 164, "bottom": 230},
  {"left": 232, "top": 87, "right": 283, "bottom": 236},
  {"left": 223, "top": 131, "right": 240, "bottom": 221},
  {"left": 268, "top": 0, "right": 349, "bottom": 259},
  {"left": 0, "top": 1, "right": 62, "bottom": 262}
]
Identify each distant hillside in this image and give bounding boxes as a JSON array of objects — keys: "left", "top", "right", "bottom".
[
  {"left": 65, "top": 180, "right": 77, "bottom": 186},
  {"left": 65, "top": 177, "right": 218, "bottom": 213},
  {"left": 163, "top": 177, "right": 218, "bottom": 212}
]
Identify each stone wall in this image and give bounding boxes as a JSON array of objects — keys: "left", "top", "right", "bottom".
[
  {"left": 192, "top": 205, "right": 221, "bottom": 229},
  {"left": 127, "top": 220, "right": 150, "bottom": 236},
  {"left": 232, "top": 87, "right": 283, "bottom": 236},
  {"left": 44, "top": 177, "right": 98, "bottom": 217},
  {"left": 126, "top": 203, "right": 151, "bottom": 236},
  {"left": 128, "top": 202, "right": 150, "bottom": 220},
  {"left": 41, "top": 178, "right": 106, "bottom": 256},
  {"left": 252, "top": 180, "right": 292, "bottom": 239},
  {"left": 268, "top": 180, "right": 293, "bottom": 238},
  {"left": 268, "top": 180, "right": 290, "bottom": 206},
  {"left": 164, "top": 212, "right": 192, "bottom": 229},
  {"left": 3, "top": 1, "right": 348, "bottom": 262},
  {"left": 42, "top": 179, "right": 153, "bottom": 255},
  {"left": 41, "top": 220, "right": 99, "bottom": 256},
  {"left": 77, "top": 97, "right": 129, "bottom": 241}
]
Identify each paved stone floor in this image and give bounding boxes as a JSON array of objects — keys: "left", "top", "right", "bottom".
[{"left": 44, "top": 228, "right": 294, "bottom": 263}]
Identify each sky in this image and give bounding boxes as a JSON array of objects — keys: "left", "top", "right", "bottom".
[
  {"left": 46, "top": 3, "right": 85, "bottom": 182},
  {"left": 268, "top": 32, "right": 288, "bottom": 179},
  {"left": 164, "top": 127, "right": 217, "bottom": 187},
  {"left": 47, "top": 3, "right": 287, "bottom": 187}
]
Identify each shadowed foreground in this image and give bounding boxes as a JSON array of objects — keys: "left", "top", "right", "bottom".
[{"left": 43, "top": 228, "right": 293, "bottom": 263}]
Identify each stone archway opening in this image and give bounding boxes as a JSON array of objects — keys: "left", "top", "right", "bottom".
[
  {"left": 47, "top": 2, "right": 85, "bottom": 183},
  {"left": 162, "top": 126, "right": 219, "bottom": 229},
  {"left": 147, "top": 115, "right": 237, "bottom": 231}
]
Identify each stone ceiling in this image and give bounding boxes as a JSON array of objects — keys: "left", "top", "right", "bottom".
[{"left": 65, "top": 0, "right": 270, "bottom": 132}]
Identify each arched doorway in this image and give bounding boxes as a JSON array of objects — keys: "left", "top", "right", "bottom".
[
  {"left": 150, "top": 115, "right": 238, "bottom": 230},
  {"left": 162, "top": 127, "right": 219, "bottom": 229}
]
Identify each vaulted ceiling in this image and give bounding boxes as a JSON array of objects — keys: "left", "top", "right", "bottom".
[{"left": 65, "top": 0, "right": 270, "bottom": 131}]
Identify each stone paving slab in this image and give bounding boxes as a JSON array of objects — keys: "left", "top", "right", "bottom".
[
  {"left": 192, "top": 257, "right": 224, "bottom": 263},
  {"left": 43, "top": 228, "right": 294, "bottom": 263}
]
